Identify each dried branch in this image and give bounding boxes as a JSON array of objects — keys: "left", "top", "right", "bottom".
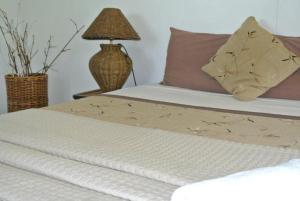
[
  {"left": 29, "top": 34, "right": 36, "bottom": 59},
  {"left": 41, "top": 20, "right": 84, "bottom": 73},
  {"left": 70, "top": 19, "right": 78, "bottom": 31},
  {"left": 0, "top": 9, "right": 83, "bottom": 76},
  {"left": 0, "top": 8, "right": 33, "bottom": 76},
  {"left": 0, "top": 11, "right": 18, "bottom": 74},
  {"left": 42, "top": 36, "right": 52, "bottom": 69},
  {"left": 0, "top": 25, "right": 17, "bottom": 74}
]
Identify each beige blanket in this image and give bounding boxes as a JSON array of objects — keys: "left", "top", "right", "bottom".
[
  {"left": 48, "top": 95, "right": 300, "bottom": 149},
  {"left": 1, "top": 109, "right": 299, "bottom": 201}
]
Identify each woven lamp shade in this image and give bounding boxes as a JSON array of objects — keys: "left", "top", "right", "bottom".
[{"left": 82, "top": 8, "right": 140, "bottom": 40}]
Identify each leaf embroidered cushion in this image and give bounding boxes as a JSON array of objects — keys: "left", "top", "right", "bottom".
[{"left": 202, "top": 17, "right": 300, "bottom": 101}]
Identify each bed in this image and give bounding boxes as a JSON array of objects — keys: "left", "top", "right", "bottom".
[
  {"left": 0, "top": 84, "right": 300, "bottom": 201},
  {"left": 1, "top": 16, "right": 300, "bottom": 201}
]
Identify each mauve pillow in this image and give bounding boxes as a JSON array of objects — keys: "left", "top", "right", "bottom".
[
  {"left": 162, "top": 27, "right": 300, "bottom": 100},
  {"left": 163, "top": 27, "right": 229, "bottom": 94}
]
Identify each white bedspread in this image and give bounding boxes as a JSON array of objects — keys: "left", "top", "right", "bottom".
[
  {"left": 0, "top": 164, "right": 124, "bottom": 201},
  {"left": 0, "top": 109, "right": 299, "bottom": 201},
  {"left": 108, "top": 85, "right": 300, "bottom": 117},
  {"left": 0, "top": 141, "right": 176, "bottom": 201}
]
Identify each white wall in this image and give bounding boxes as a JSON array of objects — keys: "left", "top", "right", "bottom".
[{"left": 0, "top": 0, "right": 299, "bottom": 113}]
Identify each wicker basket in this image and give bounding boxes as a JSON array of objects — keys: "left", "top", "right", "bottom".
[{"left": 5, "top": 73, "right": 48, "bottom": 112}]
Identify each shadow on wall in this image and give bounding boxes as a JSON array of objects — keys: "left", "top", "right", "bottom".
[
  {"left": 48, "top": 72, "right": 72, "bottom": 105},
  {"left": 124, "top": 14, "right": 160, "bottom": 86}
]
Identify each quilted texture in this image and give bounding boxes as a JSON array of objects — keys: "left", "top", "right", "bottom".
[
  {"left": 0, "top": 163, "right": 124, "bottom": 201},
  {"left": 0, "top": 141, "right": 176, "bottom": 201},
  {"left": 202, "top": 17, "right": 300, "bottom": 101},
  {"left": 1, "top": 109, "right": 299, "bottom": 189}
]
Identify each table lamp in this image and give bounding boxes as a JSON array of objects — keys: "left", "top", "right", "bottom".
[{"left": 82, "top": 8, "right": 140, "bottom": 92}]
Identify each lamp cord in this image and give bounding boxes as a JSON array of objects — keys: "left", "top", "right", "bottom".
[{"left": 119, "top": 43, "right": 137, "bottom": 86}]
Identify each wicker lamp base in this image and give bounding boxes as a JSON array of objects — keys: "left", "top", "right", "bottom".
[
  {"left": 5, "top": 74, "right": 48, "bottom": 112},
  {"left": 89, "top": 44, "right": 132, "bottom": 92}
]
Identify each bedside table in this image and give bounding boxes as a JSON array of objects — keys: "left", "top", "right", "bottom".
[{"left": 73, "top": 89, "right": 103, "bottom": 100}]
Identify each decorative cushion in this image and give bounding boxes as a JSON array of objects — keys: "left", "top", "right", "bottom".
[
  {"left": 202, "top": 17, "right": 300, "bottom": 101},
  {"left": 263, "top": 36, "right": 300, "bottom": 100},
  {"left": 162, "top": 27, "right": 300, "bottom": 100}
]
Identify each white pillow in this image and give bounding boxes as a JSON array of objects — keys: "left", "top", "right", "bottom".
[{"left": 171, "top": 159, "right": 300, "bottom": 201}]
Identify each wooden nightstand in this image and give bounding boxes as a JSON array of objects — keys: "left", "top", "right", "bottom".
[{"left": 73, "top": 89, "right": 103, "bottom": 100}]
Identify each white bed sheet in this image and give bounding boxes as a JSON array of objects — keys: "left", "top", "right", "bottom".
[{"left": 108, "top": 85, "right": 300, "bottom": 117}]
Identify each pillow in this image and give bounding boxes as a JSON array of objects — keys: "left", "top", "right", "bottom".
[
  {"left": 263, "top": 36, "right": 300, "bottom": 100},
  {"left": 171, "top": 159, "right": 300, "bottom": 201},
  {"left": 162, "top": 27, "right": 300, "bottom": 100},
  {"left": 202, "top": 17, "right": 300, "bottom": 101},
  {"left": 163, "top": 27, "right": 229, "bottom": 93}
]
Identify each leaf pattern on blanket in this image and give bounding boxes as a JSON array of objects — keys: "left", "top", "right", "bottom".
[{"left": 47, "top": 96, "right": 300, "bottom": 149}]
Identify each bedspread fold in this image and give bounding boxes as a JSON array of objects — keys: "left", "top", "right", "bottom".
[
  {"left": 0, "top": 141, "right": 175, "bottom": 201},
  {"left": 1, "top": 109, "right": 300, "bottom": 201},
  {"left": 0, "top": 163, "right": 125, "bottom": 201}
]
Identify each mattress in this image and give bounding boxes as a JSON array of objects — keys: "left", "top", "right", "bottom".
[{"left": 0, "top": 85, "right": 299, "bottom": 201}]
